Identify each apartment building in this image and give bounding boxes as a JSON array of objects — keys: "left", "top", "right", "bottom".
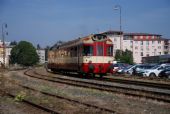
[
  {"left": 103, "top": 31, "right": 169, "bottom": 63},
  {"left": 36, "top": 49, "right": 45, "bottom": 64},
  {"left": 123, "top": 33, "right": 166, "bottom": 63},
  {"left": 0, "top": 40, "right": 12, "bottom": 67}
]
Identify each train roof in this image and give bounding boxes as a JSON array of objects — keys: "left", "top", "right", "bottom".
[{"left": 50, "top": 34, "right": 111, "bottom": 50}]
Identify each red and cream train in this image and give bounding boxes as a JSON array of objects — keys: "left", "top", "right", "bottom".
[{"left": 47, "top": 34, "right": 114, "bottom": 77}]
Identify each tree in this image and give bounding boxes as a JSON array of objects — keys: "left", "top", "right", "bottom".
[
  {"left": 10, "top": 41, "right": 17, "bottom": 46},
  {"left": 115, "top": 49, "right": 123, "bottom": 61},
  {"left": 10, "top": 41, "right": 39, "bottom": 66},
  {"left": 37, "top": 44, "right": 41, "bottom": 49},
  {"left": 115, "top": 49, "right": 133, "bottom": 64}
]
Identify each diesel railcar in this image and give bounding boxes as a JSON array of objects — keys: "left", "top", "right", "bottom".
[{"left": 47, "top": 34, "right": 114, "bottom": 77}]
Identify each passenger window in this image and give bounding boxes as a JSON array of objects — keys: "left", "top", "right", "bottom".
[
  {"left": 83, "top": 45, "right": 93, "bottom": 56},
  {"left": 107, "top": 46, "right": 113, "bottom": 56}
]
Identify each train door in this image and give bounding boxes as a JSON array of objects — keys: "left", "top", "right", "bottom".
[{"left": 77, "top": 44, "right": 83, "bottom": 71}]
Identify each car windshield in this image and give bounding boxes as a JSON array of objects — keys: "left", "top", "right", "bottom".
[
  {"left": 125, "top": 65, "right": 133, "bottom": 69},
  {"left": 151, "top": 65, "right": 160, "bottom": 69}
]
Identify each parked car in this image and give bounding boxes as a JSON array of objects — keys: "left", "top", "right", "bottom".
[
  {"left": 135, "top": 64, "right": 155, "bottom": 76},
  {"left": 143, "top": 64, "right": 170, "bottom": 77},
  {"left": 112, "top": 63, "right": 129, "bottom": 74},
  {"left": 123, "top": 64, "right": 156, "bottom": 76},
  {"left": 117, "top": 64, "right": 131, "bottom": 74},
  {"left": 122, "top": 64, "right": 137, "bottom": 75},
  {"left": 158, "top": 67, "right": 170, "bottom": 78}
]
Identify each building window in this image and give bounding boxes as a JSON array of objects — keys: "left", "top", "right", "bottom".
[
  {"left": 152, "top": 41, "right": 155, "bottom": 44},
  {"left": 114, "top": 38, "right": 117, "bottom": 42},
  {"left": 135, "top": 41, "right": 138, "bottom": 44},
  {"left": 135, "top": 46, "right": 138, "bottom": 50},
  {"left": 141, "top": 52, "right": 143, "bottom": 56},
  {"left": 146, "top": 41, "right": 149, "bottom": 45},
  {"left": 114, "top": 45, "right": 117, "bottom": 48},
  {"left": 158, "top": 46, "right": 161, "bottom": 49},
  {"left": 130, "top": 40, "right": 133, "bottom": 45},
  {"left": 141, "top": 47, "right": 143, "bottom": 51},
  {"left": 146, "top": 47, "right": 149, "bottom": 51},
  {"left": 159, "top": 52, "right": 161, "bottom": 55},
  {"left": 165, "top": 52, "right": 168, "bottom": 54},
  {"left": 140, "top": 41, "right": 143, "bottom": 45},
  {"left": 158, "top": 41, "right": 161, "bottom": 44}
]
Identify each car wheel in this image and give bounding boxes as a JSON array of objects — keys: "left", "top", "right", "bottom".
[
  {"left": 167, "top": 75, "right": 170, "bottom": 79},
  {"left": 149, "top": 73, "right": 156, "bottom": 77}
]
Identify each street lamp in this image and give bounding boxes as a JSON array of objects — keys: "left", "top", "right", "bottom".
[
  {"left": 114, "top": 5, "right": 122, "bottom": 50},
  {"left": 2, "top": 23, "right": 8, "bottom": 68}
]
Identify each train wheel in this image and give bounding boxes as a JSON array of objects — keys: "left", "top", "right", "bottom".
[
  {"left": 78, "top": 72, "right": 83, "bottom": 78},
  {"left": 99, "top": 74, "right": 103, "bottom": 78},
  {"left": 79, "top": 72, "right": 87, "bottom": 78},
  {"left": 92, "top": 73, "right": 95, "bottom": 78}
]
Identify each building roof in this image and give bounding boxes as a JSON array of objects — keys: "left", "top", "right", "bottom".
[
  {"left": 102, "top": 30, "right": 123, "bottom": 35},
  {"left": 124, "top": 33, "right": 161, "bottom": 36}
]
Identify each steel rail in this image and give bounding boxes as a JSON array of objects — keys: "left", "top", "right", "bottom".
[
  {"left": 26, "top": 69, "right": 170, "bottom": 103},
  {"left": 40, "top": 70, "right": 170, "bottom": 90},
  {"left": 1, "top": 90, "right": 60, "bottom": 114},
  {"left": 5, "top": 78, "right": 116, "bottom": 114}
]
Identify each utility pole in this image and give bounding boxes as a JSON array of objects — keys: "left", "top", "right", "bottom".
[
  {"left": 2, "top": 23, "right": 8, "bottom": 68},
  {"left": 114, "top": 5, "right": 122, "bottom": 50}
]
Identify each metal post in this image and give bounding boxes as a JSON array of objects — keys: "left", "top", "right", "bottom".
[
  {"left": 114, "top": 5, "right": 122, "bottom": 50},
  {"left": 2, "top": 23, "right": 7, "bottom": 68}
]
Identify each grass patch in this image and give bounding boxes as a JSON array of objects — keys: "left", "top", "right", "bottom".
[{"left": 14, "top": 91, "right": 26, "bottom": 102}]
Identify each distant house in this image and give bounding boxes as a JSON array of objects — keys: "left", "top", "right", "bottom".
[
  {"left": 36, "top": 49, "right": 45, "bottom": 64},
  {"left": 0, "top": 40, "right": 12, "bottom": 67}
]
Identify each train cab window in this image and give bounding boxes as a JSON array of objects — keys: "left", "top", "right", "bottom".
[
  {"left": 83, "top": 45, "right": 93, "bottom": 56},
  {"left": 107, "top": 46, "right": 113, "bottom": 56},
  {"left": 97, "top": 45, "right": 103, "bottom": 56}
]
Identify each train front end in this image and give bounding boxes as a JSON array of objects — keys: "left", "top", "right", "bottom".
[{"left": 80, "top": 34, "right": 114, "bottom": 75}]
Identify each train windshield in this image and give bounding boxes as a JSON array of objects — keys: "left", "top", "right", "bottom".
[
  {"left": 107, "top": 46, "right": 113, "bottom": 56},
  {"left": 83, "top": 45, "right": 93, "bottom": 56}
]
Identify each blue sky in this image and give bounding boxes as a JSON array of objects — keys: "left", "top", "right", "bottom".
[{"left": 1, "top": 0, "right": 170, "bottom": 47}]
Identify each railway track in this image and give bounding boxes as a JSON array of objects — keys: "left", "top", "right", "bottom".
[
  {"left": 100, "top": 77, "right": 170, "bottom": 89},
  {"left": 1, "top": 90, "right": 59, "bottom": 114},
  {"left": 26, "top": 69, "right": 170, "bottom": 103},
  {"left": 5, "top": 78, "right": 116, "bottom": 114},
  {"left": 46, "top": 70, "right": 170, "bottom": 90}
]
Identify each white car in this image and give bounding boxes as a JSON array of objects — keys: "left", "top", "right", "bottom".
[{"left": 143, "top": 64, "right": 170, "bottom": 77}]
